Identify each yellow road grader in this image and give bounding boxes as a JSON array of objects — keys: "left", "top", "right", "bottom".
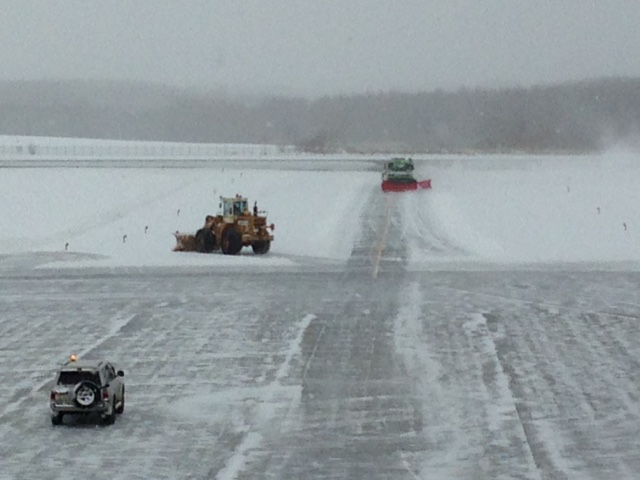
[{"left": 174, "top": 195, "right": 274, "bottom": 255}]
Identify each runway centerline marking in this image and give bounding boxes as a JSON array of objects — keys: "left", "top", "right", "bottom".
[{"left": 372, "top": 195, "right": 395, "bottom": 279}]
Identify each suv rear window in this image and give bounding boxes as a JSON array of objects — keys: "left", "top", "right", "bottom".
[{"left": 57, "top": 370, "right": 101, "bottom": 385}]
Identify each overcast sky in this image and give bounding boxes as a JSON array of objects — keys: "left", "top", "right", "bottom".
[{"left": 3, "top": 1, "right": 640, "bottom": 97}]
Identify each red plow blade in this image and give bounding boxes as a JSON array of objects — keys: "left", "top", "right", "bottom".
[{"left": 381, "top": 178, "right": 432, "bottom": 192}]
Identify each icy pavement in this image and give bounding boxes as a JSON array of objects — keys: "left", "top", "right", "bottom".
[{"left": 3, "top": 185, "right": 640, "bottom": 479}]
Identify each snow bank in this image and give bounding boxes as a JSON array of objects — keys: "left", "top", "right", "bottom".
[{"left": 405, "top": 152, "right": 640, "bottom": 264}]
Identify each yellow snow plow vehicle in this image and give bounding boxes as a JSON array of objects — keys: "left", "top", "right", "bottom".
[{"left": 174, "top": 195, "right": 274, "bottom": 255}]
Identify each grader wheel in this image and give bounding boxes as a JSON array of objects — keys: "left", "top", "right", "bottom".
[
  {"left": 252, "top": 240, "right": 271, "bottom": 254},
  {"left": 195, "top": 228, "right": 216, "bottom": 253},
  {"left": 221, "top": 228, "right": 242, "bottom": 255}
]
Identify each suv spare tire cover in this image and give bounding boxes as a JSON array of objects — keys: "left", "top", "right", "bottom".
[{"left": 73, "top": 381, "right": 99, "bottom": 408}]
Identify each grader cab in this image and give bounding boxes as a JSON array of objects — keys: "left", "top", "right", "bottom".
[
  {"left": 381, "top": 157, "right": 432, "bottom": 192},
  {"left": 173, "top": 195, "right": 274, "bottom": 255}
]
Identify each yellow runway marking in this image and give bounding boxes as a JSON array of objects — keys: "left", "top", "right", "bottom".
[{"left": 372, "top": 195, "right": 395, "bottom": 278}]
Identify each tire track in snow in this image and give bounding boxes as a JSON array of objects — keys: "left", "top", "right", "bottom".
[
  {"left": 214, "top": 313, "right": 316, "bottom": 480},
  {"left": 468, "top": 312, "right": 547, "bottom": 479},
  {"left": 399, "top": 192, "right": 469, "bottom": 262},
  {"left": 530, "top": 308, "right": 640, "bottom": 477},
  {"left": 394, "top": 281, "right": 542, "bottom": 480},
  {"left": 437, "top": 284, "right": 640, "bottom": 322},
  {"left": 483, "top": 301, "right": 640, "bottom": 478}
]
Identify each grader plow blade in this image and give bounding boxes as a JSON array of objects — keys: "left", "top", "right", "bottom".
[
  {"left": 381, "top": 178, "right": 432, "bottom": 192},
  {"left": 172, "top": 232, "right": 197, "bottom": 252}
]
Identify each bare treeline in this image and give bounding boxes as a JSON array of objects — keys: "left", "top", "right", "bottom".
[{"left": 0, "top": 77, "right": 638, "bottom": 153}]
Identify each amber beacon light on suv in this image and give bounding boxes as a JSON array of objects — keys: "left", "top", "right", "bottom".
[{"left": 49, "top": 354, "right": 125, "bottom": 425}]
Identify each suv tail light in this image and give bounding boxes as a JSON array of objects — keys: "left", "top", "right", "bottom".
[
  {"left": 102, "top": 390, "right": 109, "bottom": 400},
  {"left": 50, "top": 392, "right": 56, "bottom": 401}
]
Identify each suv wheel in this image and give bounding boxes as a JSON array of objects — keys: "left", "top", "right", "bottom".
[
  {"left": 115, "top": 388, "right": 125, "bottom": 414},
  {"left": 51, "top": 413, "right": 64, "bottom": 426},
  {"left": 103, "top": 407, "right": 116, "bottom": 425},
  {"left": 73, "top": 381, "right": 99, "bottom": 408}
]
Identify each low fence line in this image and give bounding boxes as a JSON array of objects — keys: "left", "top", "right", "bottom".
[{"left": 0, "top": 141, "right": 297, "bottom": 158}]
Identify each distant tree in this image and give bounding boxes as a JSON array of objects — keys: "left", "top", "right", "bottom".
[{"left": 1, "top": 77, "right": 640, "bottom": 153}]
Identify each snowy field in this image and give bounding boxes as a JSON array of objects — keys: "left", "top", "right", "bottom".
[
  {"left": 2, "top": 145, "right": 640, "bottom": 269},
  {"left": 0, "top": 167, "right": 375, "bottom": 268},
  {"left": 2, "top": 142, "right": 640, "bottom": 479}
]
